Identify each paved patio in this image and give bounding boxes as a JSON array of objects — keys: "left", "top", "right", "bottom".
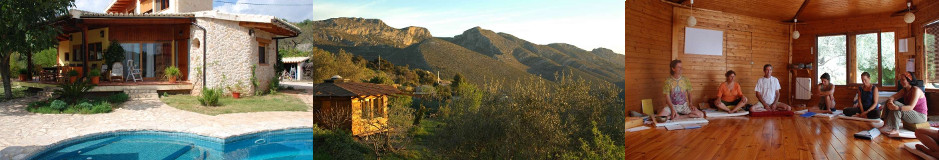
[{"left": 0, "top": 92, "right": 316, "bottom": 160}]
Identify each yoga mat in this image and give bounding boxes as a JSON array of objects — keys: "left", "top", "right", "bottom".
[
  {"left": 703, "top": 109, "right": 749, "bottom": 118},
  {"left": 904, "top": 142, "right": 939, "bottom": 160},
  {"left": 838, "top": 115, "right": 885, "bottom": 123},
  {"left": 654, "top": 118, "right": 709, "bottom": 127}
]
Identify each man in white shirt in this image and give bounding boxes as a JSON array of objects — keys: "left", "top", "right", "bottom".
[{"left": 754, "top": 64, "right": 791, "bottom": 111}]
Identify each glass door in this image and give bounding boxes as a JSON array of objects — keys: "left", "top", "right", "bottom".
[{"left": 120, "top": 42, "right": 172, "bottom": 80}]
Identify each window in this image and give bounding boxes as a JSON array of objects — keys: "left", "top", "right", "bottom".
[
  {"left": 160, "top": 0, "right": 169, "bottom": 10},
  {"left": 926, "top": 24, "right": 939, "bottom": 88},
  {"left": 818, "top": 35, "right": 848, "bottom": 85},
  {"left": 854, "top": 32, "right": 896, "bottom": 86},
  {"left": 258, "top": 46, "right": 267, "bottom": 64},
  {"left": 881, "top": 32, "right": 896, "bottom": 86},
  {"left": 373, "top": 97, "right": 384, "bottom": 118},
  {"left": 361, "top": 99, "right": 372, "bottom": 119}
]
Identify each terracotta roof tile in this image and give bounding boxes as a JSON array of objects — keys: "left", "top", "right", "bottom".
[{"left": 311, "top": 82, "right": 400, "bottom": 97}]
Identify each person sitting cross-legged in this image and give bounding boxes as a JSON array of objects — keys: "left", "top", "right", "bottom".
[
  {"left": 657, "top": 60, "right": 704, "bottom": 120},
  {"left": 844, "top": 72, "right": 881, "bottom": 119},
  {"left": 714, "top": 70, "right": 748, "bottom": 113},
  {"left": 753, "top": 64, "right": 791, "bottom": 112}
]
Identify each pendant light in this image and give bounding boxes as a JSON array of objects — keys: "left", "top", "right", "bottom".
[
  {"left": 904, "top": 2, "right": 916, "bottom": 24},
  {"left": 792, "top": 19, "right": 800, "bottom": 39},
  {"left": 687, "top": 0, "right": 697, "bottom": 27}
]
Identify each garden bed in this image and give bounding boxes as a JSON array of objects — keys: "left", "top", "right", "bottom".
[{"left": 27, "top": 93, "right": 129, "bottom": 114}]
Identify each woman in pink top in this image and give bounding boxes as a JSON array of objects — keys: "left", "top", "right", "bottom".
[{"left": 879, "top": 72, "right": 928, "bottom": 135}]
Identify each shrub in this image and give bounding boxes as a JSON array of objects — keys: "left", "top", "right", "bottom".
[
  {"left": 104, "top": 41, "right": 125, "bottom": 65},
  {"left": 109, "top": 93, "right": 129, "bottom": 103},
  {"left": 312, "top": 130, "right": 368, "bottom": 159},
  {"left": 55, "top": 80, "right": 94, "bottom": 103},
  {"left": 268, "top": 77, "right": 280, "bottom": 94},
  {"left": 50, "top": 100, "right": 67, "bottom": 110},
  {"left": 92, "top": 102, "right": 112, "bottom": 113},
  {"left": 17, "top": 68, "right": 28, "bottom": 75},
  {"left": 67, "top": 70, "right": 79, "bottom": 77},
  {"left": 77, "top": 102, "right": 94, "bottom": 110},
  {"left": 164, "top": 66, "right": 180, "bottom": 78},
  {"left": 198, "top": 88, "right": 222, "bottom": 106},
  {"left": 89, "top": 69, "right": 101, "bottom": 77}
]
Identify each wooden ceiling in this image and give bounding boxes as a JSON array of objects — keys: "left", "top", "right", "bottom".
[
  {"left": 106, "top": 0, "right": 136, "bottom": 13},
  {"left": 669, "top": 0, "right": 924, "bottom": 21}
]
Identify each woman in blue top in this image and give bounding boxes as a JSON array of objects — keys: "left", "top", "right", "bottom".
[{"left": 844, "top": 72, "right": 880, "bottom": 119}]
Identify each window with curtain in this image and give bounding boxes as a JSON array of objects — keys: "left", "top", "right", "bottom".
[{"left": 818, "top": 35, "right": 848, "bottom": 85}]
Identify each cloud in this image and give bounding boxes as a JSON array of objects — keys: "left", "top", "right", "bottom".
[
  {"left": 73, "top": 0, "right": 113, "bottom": 12},
  {"left": 214, "top": 0, "right": 315, "bottom": 22}
]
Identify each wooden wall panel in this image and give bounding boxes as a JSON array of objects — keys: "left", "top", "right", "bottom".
[
  {"left": 791, "top": 13, "right": 912, "bottom": 109},
  {"left": 625, "top": 0, "right": 673, "bottom": 113},
  {"left": 671, "top": 8, "right": 791, "bottom": 109}
]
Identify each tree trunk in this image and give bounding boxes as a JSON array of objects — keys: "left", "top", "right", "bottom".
[
  {"left": 26, "top": 51, "right": 33, "bottom": 80},
  {"left": 0, "top": 53, "right": 13, "bottom": 100}
]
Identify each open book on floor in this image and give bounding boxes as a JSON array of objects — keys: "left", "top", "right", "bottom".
[{"left": 853, "top": 128, "right": 880, "bottom": 140}]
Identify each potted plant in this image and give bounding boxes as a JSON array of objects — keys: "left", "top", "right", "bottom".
[
  {"left": 67, "top": 70, "right": 79, "bottom": 83},
  {"left": 88, "top": 69, "right": 101, "bottom": 85},
  {"left": 227, "top": 84, "right": 245, "bottom": 99},
  {"left": 164, "top": 66, "right": 180, "bottom": 83},
  {"left": 17, "top": 69, "right": 28, "bottom": 81}
]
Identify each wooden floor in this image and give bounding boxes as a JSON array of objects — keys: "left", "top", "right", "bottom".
[{"left": 625, "top": 115, "right": 921, "bottom": 159}]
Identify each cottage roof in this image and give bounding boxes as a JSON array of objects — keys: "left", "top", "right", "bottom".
[
  {"left": 282, "top": 57, "right": 310, "bottom": 63},
  {"left": 311, "top": 81, "right": 401, "bottom": 97}
]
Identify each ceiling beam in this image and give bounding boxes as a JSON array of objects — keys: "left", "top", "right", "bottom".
[
  {"left": 675, "top": 0, "right": 687, "bottom": 5},
  {"left": 789, "top": 0, "right": 810, "bottom": 22}
]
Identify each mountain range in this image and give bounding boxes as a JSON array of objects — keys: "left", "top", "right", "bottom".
[{"left": 282, "top": 17, "right": 625, "bottom": 87}]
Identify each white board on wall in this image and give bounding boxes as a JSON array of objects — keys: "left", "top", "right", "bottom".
[{"left": 684, "top": 27, "right": 724, "bottom": 56}]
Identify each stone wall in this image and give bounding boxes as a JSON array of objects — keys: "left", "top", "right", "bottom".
[{"left": 188, "top": 17, "right": 275, "bottom": 95}]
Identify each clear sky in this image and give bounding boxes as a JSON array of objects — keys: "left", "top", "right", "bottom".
[{"left": 74, "top": 0, "right": 625, "bottom": 54}]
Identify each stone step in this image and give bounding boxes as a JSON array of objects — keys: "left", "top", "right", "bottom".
[{"left": 124, "top": 89, "right": 159, "bottom": 100}]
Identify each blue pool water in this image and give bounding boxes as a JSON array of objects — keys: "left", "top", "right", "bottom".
[{"left": 28, "top": 128, "right": 318, "bottom": 160}]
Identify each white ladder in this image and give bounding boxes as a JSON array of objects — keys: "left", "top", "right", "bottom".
[{"left": 127, "top": 60, "right": 143, "bottom": 82}]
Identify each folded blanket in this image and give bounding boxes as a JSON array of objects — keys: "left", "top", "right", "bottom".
[
  {"left": 654, "top": 118, "right": 709, "bottom": 127},
  {"left": 837, "top": 115, "right": 884, "bottom": 123},
  {"left": 904, "top": 142, "right": 939, "bottom": 160},
  {"left": 703, "top": 109, "right": 749, "bottom": 118}
]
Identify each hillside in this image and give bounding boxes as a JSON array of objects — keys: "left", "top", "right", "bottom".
[{"left": 282, "top": 17, "right": 624, "bottom": 86}]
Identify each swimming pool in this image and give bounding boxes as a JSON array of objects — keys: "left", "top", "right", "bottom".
[{"left": 27, "top": 128, "right": 318, "bottom": 160}]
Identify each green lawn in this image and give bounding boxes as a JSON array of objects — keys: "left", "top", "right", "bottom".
[
  {"left": 161, "top": 93, "right": 309, "bottom": 115},
  {"left": 0, "top": 85, "right": 29, "bottom": 102}
]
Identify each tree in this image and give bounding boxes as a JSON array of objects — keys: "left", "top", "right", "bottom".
[{"left": 1, "top": 0, "right": 74, "bottom": 100}]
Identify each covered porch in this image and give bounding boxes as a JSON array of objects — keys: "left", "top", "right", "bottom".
[
  {"left": 12, "top": 80, "right": 192, "bottom": 92},
  {"left": 32, "top": 10, "right": 194, "bottom": 86}
]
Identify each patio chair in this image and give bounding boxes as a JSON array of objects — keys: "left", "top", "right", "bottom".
[
  {"left": 127, "top": 60, "right": 142, "bottom": 82},
  {"left": 110, "top": 62, "right": 124, "bottom": 82}
]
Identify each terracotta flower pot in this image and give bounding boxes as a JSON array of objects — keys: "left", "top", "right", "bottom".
[
  {"left": 168, "top": 76, "right": 177, "bottom": 83},
  {"left": 232, "top": 92, "right": 241, "bottom": 99},
  {"left": 91, "top": 77, "right": 99, "bottom": 85},
  {"left": 18, "top": 74, "right": 26, "bottom": 81},
  {"left": 69, "top": 76, "right": 77, "bottom": 83}
]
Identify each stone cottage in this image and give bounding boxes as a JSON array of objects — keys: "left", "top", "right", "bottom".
[{"left": 54, "top": 0, "right": 300, "bottom": 95}]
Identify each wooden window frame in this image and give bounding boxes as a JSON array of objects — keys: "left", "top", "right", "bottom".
[
  {"left": 257, "top": 38, "right": 271, "bottom": 66},
  {"left": 815, "top": 31, "right": 899, "bottom": 90}
]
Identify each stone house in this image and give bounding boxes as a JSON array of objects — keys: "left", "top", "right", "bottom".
[
  {"left": 53, "top": 0, "right": 300, "bottom": 95},
  {"left": 310, "top": 76, "right": 401, "bottom": 135}
]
